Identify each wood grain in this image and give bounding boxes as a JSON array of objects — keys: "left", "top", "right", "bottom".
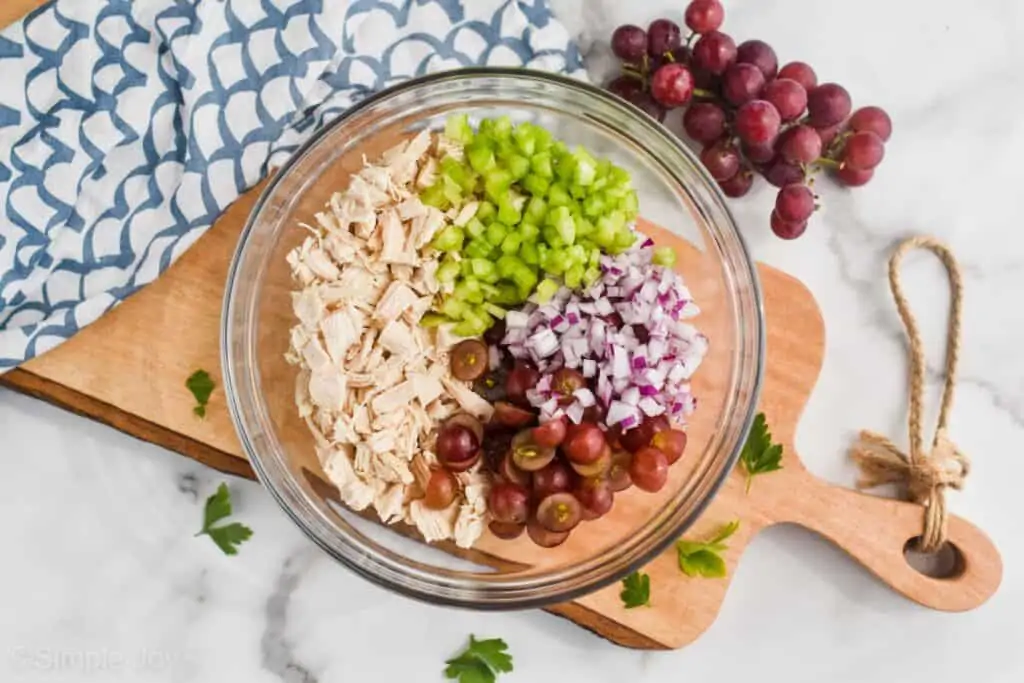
[{"left": 0, "top": 0, "right": 1001, "bottom": 649}]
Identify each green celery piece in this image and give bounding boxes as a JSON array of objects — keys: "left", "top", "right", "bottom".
[
  {"left": 441, "top": 297, "right": 469, "bottom": 319},
  {"left": 465, "top": 238, "right": 494, "bottom": 260},
  {"left": 454, "top": 279, "right": 485, "bottom": 304},
  {"left": 442, "top": 176, "right": 463, "bottom": 205},
  {"left": 553, "top": 210, "right": 575, "bottom": 246},
  {"left": 431, "top": 225, "right": 465, "bottom": 252},
  {"left": 496, "top": 254, "right": 527, "bottom": 279},
  {"left": 506, "top": 154, "right": 530, "bottom": 180},
  {"left": 519, "top": 222, "right": 540, "bottom": 242},
  {"left": 568, "top": 244, "right": 587, "bottom": 267},
  {"left": 547, "top": 183, "right": 571, "bottom": 207},
  {"left": 565, "top": 263, "right": 584, "bottom": 288},
  {"left": 512, "top": 123, "right": 537, "bottom": 156},
  {"left": 583, "top": 266, "right": 601, "bottom": 286},
  {"left": 530, "top": 152, "right": 554, "bottom": 179},
  {"left": 466, "top": 143, "right": 496, "bottom": 174},
  {"left": 453, "top": 319, "right": 485, "bottom": 337},
  {"left": 444, "top": 113, "right": 473, "bottom": 144},
  {"left": 545, "top": 248, "right": 570, "bottom": 275},
  {"left": 492, "top": 115, "right": 513, "bottom": 140},
  {"left": 653, "top": 246, "right": 677, "bottom": 267},
  {"left": 420, "top": 182, "right": 449, "bottom": 209},
  {"left": 479, "top": 281, "right": 501, "bottom": 298},
  {"left": 595, "top": 158, "right": 612, "bottom": 179},
  {"left": 484, "top": 169, "right": 513, "bottom": 203},
  {"left": 420, "top": 312, "right": 448, "bottom": 328},
  {"left": 500, "top": 232, "right": 522, "bottom": 255},
  {"left": 575, "top": 216, "right": 594, "bottom": 238},
  {"left": 465, "top": 217, "right": 486, "bottom": 239},
  {"left": 582, "top": 193, "right": 605, "bottom": 218},
  {"left": 485, "top": 222, "right": 509, "bottom": 246},
  {"left": 483, "top": 302, "right": 507, "bottom": 319},
  {"left": 492, "top": 282, "right": 522, "bottom": 306},
  {"left": 620, "top": 190, "right": 640, "bottom": 218},
  {"left": 521, "top": 173, "right": 550, "bottom": 198},
  {"left": 542, "top": 224, "right": 565, "bottom": 250},
  {"left": 519, "top": 241, "right": 540, "bottom": 266},
  {"left": 524, "top": 196, "right": 547, "bottom": 223},
  {"left": 476, "top": 201, "right": 497, "bottom": 222},
  {"left": 608, "top": 164, "right": 631, "bottom": 187},
  {"left": 574, "top": 158, "right": 596, "bottom": 187},
  {"left": 471, "top": 258, "right": 498, "bottom": 281},
  {"left": 535, "top": 278, "right": 560, "bottom": 303},
  {"left": 511, "top": 266, "right": 537, "bottom": 296},
  {"left": 593, "top": 217, "right": 617, "bottom": 248},
  {"left": 612, "top": 228, "right": 637, "bottom": 253},
  {"left": 497, "top": 200, "right": 521, "bottom": 225},
  {"left": 588, "top": 246, "right": 601, "bottom": 268},
  {"left": 437, "top": 260, "right": 460, "bottom": 283}
]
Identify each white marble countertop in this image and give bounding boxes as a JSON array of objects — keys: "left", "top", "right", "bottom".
[{"left": 2, "top": 1, "right": 1023, "bottom": 681}]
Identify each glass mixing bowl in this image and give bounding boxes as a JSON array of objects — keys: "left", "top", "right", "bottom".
[{"left": 222, "top": 69, "right": 764, "bottom": 609}]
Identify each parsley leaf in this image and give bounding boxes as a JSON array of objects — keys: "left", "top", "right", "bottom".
[
  {"left": 620, "top": 570, "right": 651, "bottom": 608},
  {"left": 186, "top": 369, "right": 216, "bottom": 418},
  {"left": 738, "top": 412, "right": 783, "bottom": 491},
  {"left": 196, "top": 483, "right": 253, "bottom": 556},
  {"left": 444, "top": 636, "right": 513, "bottom": 683},
  {"left": 676, "top": 520, "right": 739, "bottom": 579}
]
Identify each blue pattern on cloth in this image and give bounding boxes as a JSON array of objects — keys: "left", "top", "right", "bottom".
[{"left": 0, "top": 0, "right": 584, "bottom": 370}]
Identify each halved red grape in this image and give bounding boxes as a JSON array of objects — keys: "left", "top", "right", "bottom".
[
  {"left": 776, "top": 184, "right": 816, "bottom": 223},
  {"left": 505, "top": 361, "right": 539, "bottom": 406},
  {"left": 647, "top": 18, "right": 681, "bottom": 57},
  {"left": 575, "top": 477, "right": 614, "bottom": 517},
  {"left": 499, "top": 451, "right": 531, "bottom": 488},
  {"left": 763, "top": 159, "right": 805, "bottom": 188},
  {"left": 683, "top": 102, "right": 726, "bottom": 143},
  {"left": 493, "top": 401, "right": 536, "bottom": 428},
  {"left": 848, "top": 106, "right": 892, "bottom": 142},
  {"left": 700, "top": 141, "right": 741, "bottom": 181},
  {"left": 489, "top": 520, "right": 525, "bottom": 540},
  {"left": 777, "top": 125, "right": 822, "bottom": 165},
  {"left": 570, "top": 449, "right": 611, "bottom": 478},
  {"left": 611, "top": 24, "right": 647, "bottom": 62},
  {"left": 536, "top": 492, "right": 582, "bottom": 532},
  {"left": 450, "top": 339, "right": 489, "bottom": 381},
  {"left": 777, "top": 61, "right": 817, "bottom": 91},
  {"left": 842, "top": 131, "right": 885, "bottom": 171},
  {"left": 719, "top": 168, "right": 754, "bottom": 198},
  {"left": 533, "top": 460, "right": 573, "bottom": 499},
  {"left": 562, "top": 423, "right": 608, "bottom": 465},
  {"left": 443, "top": 413, "right": 484, "bottom": 444},
  {"left": 770, "top": 209, "right": 808, "bottom": 239},
  {"left": 488, "top": 481, "right": 530, "bottom": 524},
  {"left": 762, "top": 78, "right": 807, "bottom": 121},
  {"left": 608, "top": 450, "right": 634, "bottom": 491},
  {"left": 836, "top": 165, "right": 874, "bottom": 187},
  {"left": 684, "top": 0, "right": 724, "bottom": 34},
  {"left": 552, "top": 368, "right": 586, "bottom": 404},
  {"left": 630, "top": 447, "right": 670, "bottom": 492},
  {"left": 807, "top": 83, "right": 852, "bottom": 128},
  {"left": 533, "top": 417, "right": 567, "bottom": 448},
  {"left": 443, "top": 450, "right": 481, "bottom": 473},
  {"left": 735, "top": 100, "right": 781, "bottom": 146},
  {"left": 722, "top": 63, "right": 765, "bottom": 106},
  {"left": 511, "top": 429, "right": 556, "bottom": 471},
  {"left": 650, "top": 429, "right": 688, "bottom": 465},
  {"left": 735, "top": 40, "right": 778, "bottom": 79},
  {"left": 436, "top": 424, "right": 480, "bottom": 466},
  {"left": 527, "top": 518, "right": 570, "bottom": 548},
  {"left": 650, "top": 63, "right": 694, "bottom": 108},
  {"left": 619, "top": 415, "right": 669, "bottom": 453},
  {"left": 692, "top": 31, "right": 736, "bottom": 75},
  {"left": 607, "top": 74, "right": 644, "bottom": 101},
  {"left": 424, "top": 468, "right": 458, "bottom": 510}
]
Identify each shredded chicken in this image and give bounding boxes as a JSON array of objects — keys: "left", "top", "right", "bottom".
[{"left": 286, "top": 131, "right": 490, "bottom": 549}]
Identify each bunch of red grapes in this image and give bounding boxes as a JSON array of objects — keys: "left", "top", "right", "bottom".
[{"left": 607, "top": 0, "right": 892, "bottom": 239}]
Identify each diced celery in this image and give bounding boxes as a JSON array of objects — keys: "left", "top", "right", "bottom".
[
  {"left": 484, "top": 169, "right": 513, "bottom": 202},
  {"left": 476, "top": 201, "right": 497, "bottom": 222},
  {"left": 535, "top": 278, "right": 560, "bottom": 303},
  {"left": 420, "top": 312, "right": 448, "bottom": 328},
  {"left": 582, "top": 193, "right": 606, "bottom": 218},
  {"left": 568, "top": 244, "right": 587, "bottom": 267},
  {"left": 576, "top": 216, "right": 594, "bottom": 238},
  {"left": 545, "top": 248, "right": 570, "bottom": 275},
  {"left": 442, "top": 176, "right": 463, "bottom": 205},
  {"left": 512, "top": 124, "right": 537, "bottom": 156},
  {"left": 525, "top": 196, "right": 547, "bottom": 222},
  {"left": 521, "top": 174, "right": 550, "bottom": 197},
  {"left": 565, "top": 263, "right": 584, "bottom": 289},
  {"left": 583, "top": 266, "right": 601, "bottom": 286},
  {"left": 454, "top": 279, "right": 485, "bottom": 304},
  {"left": 588, "top": 246, "right": 601, "bottom": 268},
  {"left": 620, "top": 190, "right": 639, "bottom": 217},
  {"left": 511, "top": 266, "right": 538, "bottom": 295},
  {"left": 496, "top": 254, "right": 528, "bottom": 279},
  {"left": 466, "top": 238, "right": 494, "bottom": 259},
  {"left": 485, "top": 221, "right": 509, "bottom": 246},
  {"left": 612, "top": 229, "right": 637, "bottom": 252},
  {"left": 547, "top": 183, "right": 571, "bottom": 207},
  {"left": 465, "top": 217, "right": 486, "bottom": 239},
  {"left": 574, "top": 158, "right": 596, "bottom": 187},
  {"left": 653, "top": 246, "right": 677, "bottom": 267},
  {"left": 506, "top": 154, "right": 530, "bottom": 180},
  {"left": 593, "top": 217, "right": 618, "bottom": 249},
  {"left": 466, "top": 143, "right": 496, "bottom": 174},
  {"left": 445, "top": 113, "right": 474, "bottom": 144},
  {"left": 432, "top": 225, "right": 465, "bottom": 252},
  {"left": 471, "top": 258, "right": 498, "bottom": 281},
  {"left": 542, "top": 224, "right": 565, "bottom": 250},
  {"left": 483, "top": 302, "right": 507, "bottom": 319},
  {"left": 460, "top": 259, "right": 474, "bottom": 277},
  {"left": 549, "top": 207, "right": 575, "bottom": 246},
  {"left": 497, "top": 199, "right": 521, "bottom": 225},
  {"left": 519, "top": 222, "right": 540, "bottom": 242},
  {"left": 420, "top": 183, "right": 449, "bottom": 209},
  {"left": 454, "top": 319, "right": 486, "bottom": 337},
  {"left": 530, "top": 152, "right": 554, "bottom": 179},
  {"left": 519, "top": 241, "right": 540, "bottom": 265},
  {"left": 500, "top": 232, "right": 522, "bottom": 255},
  {"left": 492, "top": 282, "right": 522, "bottom": 305},
  {"left": 493, "top": 115, "right": 513, "bottom": 140},
  {"left": 437, "top": 260, "right": 461, "bottom": 283},
  {"left": 441, "top": 298, "right": 469, "bottom": 319},
  {"left": 608, "top": 165, "right": 631, "bottom": 188}
]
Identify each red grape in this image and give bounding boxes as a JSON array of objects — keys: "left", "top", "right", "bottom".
[
  {"left": 499, "top": 451, "right": 531, "bottom": 488},
  {"left": 532, "top": 417, "right": 567, "bottom": 448},
  {"left": 489, "top": 520, "right": 525, "bottom": 540},
  {"left": 607, "top": 74, "right": 644, "bottom": 100},
  {"left": 510, "top": 429, "right": 556, "bottom": 471},
  {"left": 807, "top": 83, "right": 852, "bottom": 128},
  {"left": 570, "top": 449, "right": 611, "bottom": 478},
  {"left": 763, "top": 158, "right": 805, "bottom": 188},
  {"left": 450, "top": 340, "right": 489, "bottom": 381},
  {"left": 777, "top": 124, "right": 822, "bottom": 165},
  {"left": 777, "top": 61, "right": 817, "bottom": 91},
  {"left": 536, "top": 492, "right": 583, "bottom": 532},
  {"left": 444, "top": 414, "right": 484, "bottom": 444},
  {"left": 848, "top": 106, "right": 892, "bottom": 142},
  {"left": 683, "top": 102, "right": 727, "bottom": 143},
  {"left": 436, "top": 424, "right": 480, "bottom": 465},
  {"left": 735, "top": 100, "right": 781, "bottom": 145},
  {"left": 608, "top": 450, "right": 633, "bottom": 491},
  {"left": 736, "top": 39, "right": 778, "bottom": 79},
  {"left": 575, "top": 477, "right": 614, "bottom": 516},
  {"left": 842, "top": 131, "right": 886, "bottom": 170},
  {"left": 488, "top": 481, "right": 530, "bottom": 524},
  {"left": 650, "top": 63, "right": 695, "bottom": 108},
  {"left": 816, "top": 122, "right": 843, "bottom": 148},
  {"left": 533, "top": 460, "right": 573, "bottom": 498},
  {"left": 626, "top": 92, "right": 668, "bottom": 122},
  {"left": 493, "top": 401, "right": 535, "bottom": 428},
  {"left": 669, "top": 45, "right": 692, "bottom": 65},
  {"left": 770, "top": 209, "right": 808, "bottom": 239},
  {"left": 775, "top": 184, "right": 816, "bottom": 222},
  {"left": 611, "top": 24, "right": 647, "bottom": 62},
  {"left": 563, "top": 423, "right": 607, "bottom": 465},
  {"left": 619, "top": 416, "right": 669, "bottom": 453},
  {"left": 743, "top": 142, "right": 776, "bottom": 164},
  {"left": 552, "top": 368, "right": 586, "bottom": 404},
  {"left": 692, "top": 31, "right": 737, "bottom": 75},
  {"left": 526, "top": 518, "right": 570, "bottom": 547},
  {"left": 650, "top": 429, "right": 688, "bottom": 464},
  {"left": 836, "top": 165, "right": 874, "bottom": 187},
  {"left": 722, "top": 63, "right": 765, "bottom": 106},
  {"left": 505, "top": 360, "right": 539, "bottom": 405},
  {"left": 762, "top": 78, "right": 807, "bottom": 121},
  {"left": 719, "top": 167, "right": 754, "bottom": 197},
  {"left": 685, "top": 0, "right": 725, "bottom": 34},
  {"left": 700, "top": 141, "right": 741, "bottom": 181},
  {"left": 647, "top": 19, "right": 682, "bottom": 57},
  {"left": 630, "top": 447, "right": 670, "bottom": 492},
  {"left": 424, "top": 468, "right": 458, "bottom": 509}
]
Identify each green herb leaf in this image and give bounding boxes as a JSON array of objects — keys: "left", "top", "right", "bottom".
[
  {"left": 676, "top": 520, "right": 739, "bottom": 579},
  {"left": 620, "top": 570, "right": 651, "bottom": 608},
  {"left": 186, "top": 369, "right": 216, "bottom": 418},
  {"left": 444, "top": 636, "right": 513, "bottom": 683},
  {"left": 738, "top": 412, "right": 783, "bottom": 491},
  {"left": 197, "top": 483, "right": 252, "bottom": 556}
]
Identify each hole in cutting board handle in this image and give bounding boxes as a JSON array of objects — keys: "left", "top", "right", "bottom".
[{"left": 903, "top": 537, "right": 966, "bottom": 580}]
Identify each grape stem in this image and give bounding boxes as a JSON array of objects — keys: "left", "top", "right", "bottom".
[
  {"left": 692, "top": 88, "right": 718, "bottom": 100},
  {"left": 815, "top": 157, "right": 841, "bottom": 170}
]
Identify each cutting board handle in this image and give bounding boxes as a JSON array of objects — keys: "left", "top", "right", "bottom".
[{"left": 772, "top": 468, "right": 1002, "bottom": 611}]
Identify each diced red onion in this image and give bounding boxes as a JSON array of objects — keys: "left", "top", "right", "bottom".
[
  {"left": 566, "top": 402, "right": 585, "bottom": 424},
  {"left": 505, "top": 310, "right": 529, "bottom": 328},
  {"left": 574, "top": 388, "right": 596, "bottom": 407},
  {"left": 638, "top": 397, "right": 665, "bottom": 417}
]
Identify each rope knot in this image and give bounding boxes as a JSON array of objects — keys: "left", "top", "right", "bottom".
[{"left": 850, "top": 236, "right": 968, "bottom": 553}]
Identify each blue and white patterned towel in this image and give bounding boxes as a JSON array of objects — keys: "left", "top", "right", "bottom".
[{"left": 0, "top": 0, "right": 584, "bottom": 370}]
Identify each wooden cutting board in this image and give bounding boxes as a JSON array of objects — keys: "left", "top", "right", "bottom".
[{"left": 0, "top": 0, "right": 1001, "bottom": 650}]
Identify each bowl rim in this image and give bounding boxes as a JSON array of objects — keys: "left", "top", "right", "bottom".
[{"left": 222, "top": 66, "right": 765, "bottom": 609}]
